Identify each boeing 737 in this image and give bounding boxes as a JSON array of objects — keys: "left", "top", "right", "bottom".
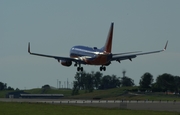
[{"left": 28, "top": 23, "right": 168, "bottom": 71}]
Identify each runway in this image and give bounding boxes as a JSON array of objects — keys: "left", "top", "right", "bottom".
[{"left": 0, "top": 98, "right": 180, "bottom": 112}]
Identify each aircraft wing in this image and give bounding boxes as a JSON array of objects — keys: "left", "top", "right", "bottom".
[
  {"left": 28, "top": 43, "right": 84, "bottom": 64},
  {"left": 111, "top": 41, "right": 168, "bottom": 62}
]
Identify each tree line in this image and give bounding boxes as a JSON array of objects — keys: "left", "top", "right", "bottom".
[
  {"left": 72, "top": 71, "right": 180, "bottom": 95},
  {"left": 0, "top": 82, "right": 14, "bottom": 91},
  {"left": 1, "top": 71, "right": 179, "bottom": 95},
  {"left": 72, "top": 70, "right": 134, "bottom": 95}
]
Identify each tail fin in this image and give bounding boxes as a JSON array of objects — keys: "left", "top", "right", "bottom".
[{"left": 101, "top": 23, "right": 114, "bottom": 53}]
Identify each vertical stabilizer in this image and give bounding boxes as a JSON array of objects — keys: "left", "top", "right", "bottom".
[{"left": 101, "top": 23, "right": 114, "bottom": 53}]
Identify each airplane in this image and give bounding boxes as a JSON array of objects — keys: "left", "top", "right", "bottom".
[{"left": 28, "top": 23, "right": 168, "bottom": 71}]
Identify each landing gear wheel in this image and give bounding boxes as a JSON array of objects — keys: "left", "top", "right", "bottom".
[
  {"left": 80, "top": 67, "right": 83, "bottom": 71},
  {"left": 100, "top": 67, "right": 102, "bottom": 71},
  {"left": 100, "top": 66, "right": 106, "bottom": 71},
  {"left": 77, "top": 67, "right": 80, "bottom": 71},
  {"left": 103, "top": 67, "right": 106, "bottom": 71},
  {"left": 77, "top": 67, "right": 83, "bottom": 71}
]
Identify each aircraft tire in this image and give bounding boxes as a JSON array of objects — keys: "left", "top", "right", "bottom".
[
  {"left": 81, "top": 67, "right": 83, "bottom": 71},
  {"left": 100, "top": 67, "right": 102, "bottom": 71},
  {"left": 103, "top": 67, "right": 106, "bottom": 71},
  {"left": 77, "top": 67, "right": 80, "bottom": 71}
]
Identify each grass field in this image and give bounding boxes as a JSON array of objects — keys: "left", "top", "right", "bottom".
[
  {"left": 0, "top": 102, "right": 179, "bottom": 115},
  {"left": 68, "top": 87, "right": 180, "bottom": 101},
  {"left": 1, "top": 87, "right": 180, "bottom": 101}
]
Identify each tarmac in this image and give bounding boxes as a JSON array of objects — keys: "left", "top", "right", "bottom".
[{"left": 0, "top": 98, "right": 180, "bottom": 112}]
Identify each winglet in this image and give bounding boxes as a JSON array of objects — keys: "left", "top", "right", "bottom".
[
  {"left": 164, "top": 41, "right": 168, "bottom": 51},
  {"left": 28, "top": 42, "right": 31, "bottom": 54}
]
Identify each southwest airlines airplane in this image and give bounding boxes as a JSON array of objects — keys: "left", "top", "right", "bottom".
[{"left": 28, "top": 23, "right": 168, "bottom": 71}]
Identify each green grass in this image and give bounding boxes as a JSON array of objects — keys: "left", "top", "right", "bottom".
[
  {"left": 1, "top": 87, "right": 180, "bottom": 101},
  {"left": 69, "top": 88, "right": 125, "bottom": 99},
  {"left": 69, "top": 87, "right": 180, "bottom": 101},
  {"left": 0, "top": 90, "right": 14, "bottom": 98},
  {"left": 0, "top": 102, "right": 179, "bottom": 115}
]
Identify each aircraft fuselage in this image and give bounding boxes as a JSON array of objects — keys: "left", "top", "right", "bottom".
[{"left": 70, "top": 45, "right": 112, "bottom": 65}]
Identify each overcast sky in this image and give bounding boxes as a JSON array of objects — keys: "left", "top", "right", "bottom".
[{"left": 1, "top": 0, "right": 180, "bottom": 89}]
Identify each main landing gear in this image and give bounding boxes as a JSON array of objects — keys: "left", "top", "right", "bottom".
[
  {"left": 74, "top": 63, "right": 106, "bottom": 72},
  {"left": 100, "top": 66, "right": 106, "bottom": 71},
  {"left": 74, "top": 63, "right": 83, "bottom": 71},
  {"left": 77, "top": 67, "right": 83, "bottom": 71}
]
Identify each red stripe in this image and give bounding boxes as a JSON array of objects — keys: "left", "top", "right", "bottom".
[{"left": 104, "top": 23, "right": 114, "bottom": 53}]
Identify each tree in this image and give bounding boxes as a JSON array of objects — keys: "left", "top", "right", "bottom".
[
  {"left": 120, "top": 70, "right": 134, "bottom": 87},
  {"left": 93, "top": 71, "right": 103, "bottom": 89},
  {"left": 7, "top": 86, "right": 14, "bottom": 90},
  {"left": 42, "top": 84, "right": 50, "bottom": 89},
  {"left": 156, "top": 73, "right": 176, "bottom": 92},
  {"left": 99, "top": 75, "right": 120, "bottom": 89},
  {"left": 73, "top": 71, "right": 94, "bottom": 92},
  {"left": 110, "top": 75, "right": 121, "bottom": 88},
  {"left": 0, "top": 82, "right": 7, "bottom": 90},
  {"left": 121, "top": 76, "right": 134, "bottom": 87},
  {"left": 139, "top": 72, "right": 153, "bottom": 89},
  {"left": 84, "top": 73, "right": 94, "bottom": 92},
  {"left": 72, "top": 81, "right": 79, "bottom": 95},
  {"left": 74, "top": 72, "right": 86, "bottom": 90},
  {"left": 174, "top": 76, "right": 180, "bottom": 92},
  {"left": 15, "top": 88, "right": 20, "bottom": 91},
  {"left": 99, "top": 75, "right": 112, "bottom": 89}
]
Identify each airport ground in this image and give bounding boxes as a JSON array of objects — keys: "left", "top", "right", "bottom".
[{"left": 0, "top": 98, "right": 180, "bottom": 112}]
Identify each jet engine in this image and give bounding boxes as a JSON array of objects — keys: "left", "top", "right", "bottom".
[{"left": 61, "top": 60, "right": 72, "bottom": 67}]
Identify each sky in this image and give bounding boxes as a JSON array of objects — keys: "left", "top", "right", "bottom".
[{"left": 1, "top": 0, "right": 180, "bottom": 89}]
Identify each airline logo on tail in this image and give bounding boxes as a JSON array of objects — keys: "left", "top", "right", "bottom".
[{"left": 102, "top": 23, "right": 114, "bottom": 53}]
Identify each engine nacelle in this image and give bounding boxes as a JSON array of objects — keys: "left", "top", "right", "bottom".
[{"left": 61, "top": 60, "right": 72, "bottom": 67}]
